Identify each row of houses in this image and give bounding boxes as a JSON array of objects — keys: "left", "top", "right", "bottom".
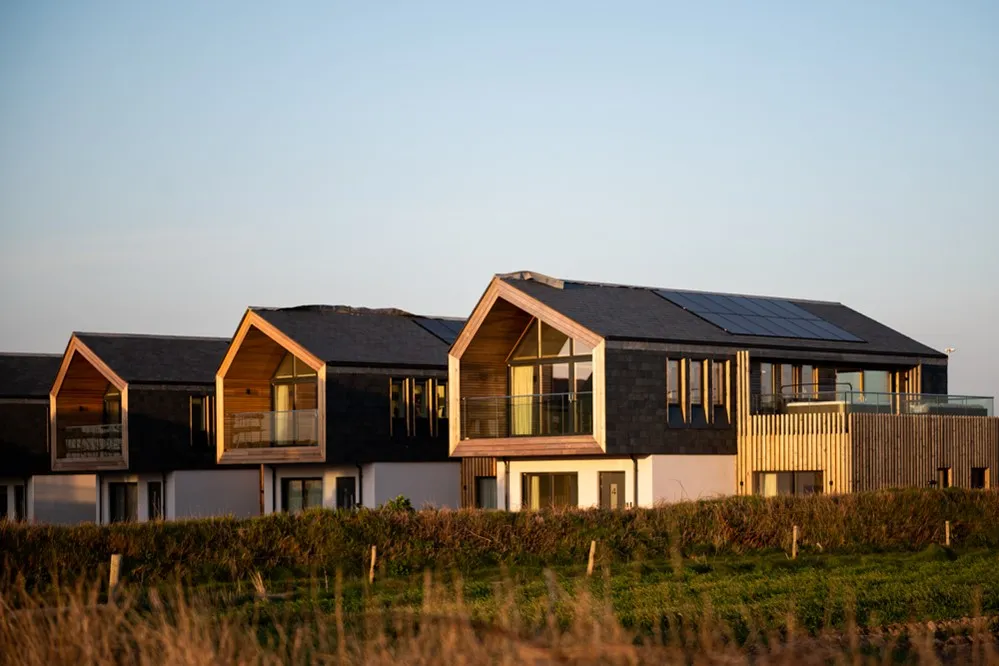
[{"left": 2, "top": 271, "right": 996, "bottom": 523}]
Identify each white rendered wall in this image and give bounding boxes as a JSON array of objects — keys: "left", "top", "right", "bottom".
[
  {"left": 30, "top": 475, "right": 96, "bottom": 524},
  {"left": 170, "top": 469, "right": 260, "bottom": 520},
  {"left": 364, "top": 462, "right": 461, "bottom": 509},
  {"left": 647, "top": 455, "right": 736, "bottom": 504}
]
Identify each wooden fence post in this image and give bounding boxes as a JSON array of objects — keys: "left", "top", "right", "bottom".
[
  {"left": 369, "top": 545, "right": 377, "bottom": 584},
  {"left": 945, "top": 521, "right": 951, "bottom": 547},
  {"left": 792, "top": 525, "right": 799, "bottom": 560},
  {"left": 109, "top": 554, "right": 121, "bottom": 599},
  {"left": 586, "top": 540, "right": 597, "bottom": 576}
]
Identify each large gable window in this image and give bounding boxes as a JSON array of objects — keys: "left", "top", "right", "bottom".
[
  {"left": 271, "top": 352, "right": 318, "bottom": 446},
  {"left": 507, "top": 319, "right": 593, "bottom": 437}
]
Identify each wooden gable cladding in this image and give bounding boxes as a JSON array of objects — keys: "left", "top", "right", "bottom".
[
  {"left": 736, "top": 350, "right": 999, "bottom": 494},
  {"left": 448, "top": 277, "right": 607, "bottom": 458},
  {"left": 216, "top": 310, "right": 326, "bottom": 465},
  {"left": 50, "top": 336, "right": 129, "bottom": 472}
]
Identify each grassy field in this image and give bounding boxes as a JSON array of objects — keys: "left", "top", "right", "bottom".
[{"left": 4, "top": 547, "right": 999, "bottom": 664}]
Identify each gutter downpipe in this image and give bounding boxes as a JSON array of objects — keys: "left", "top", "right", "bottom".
[
  {"left": 356, "top": 463, "right": 363, "bottom": 507},
  {"left": 632, "top": 456, "right": 639, "bottom": 508}
]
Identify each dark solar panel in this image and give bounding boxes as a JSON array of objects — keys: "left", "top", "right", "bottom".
[
  {"left": 654, "top": 290, "right": 864, "bottom": 342},
  {"left": 414, "top": 318, "right": 460, "bottom": 344}
]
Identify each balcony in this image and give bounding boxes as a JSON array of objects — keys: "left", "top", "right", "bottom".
[
  {"left": 752, "top": 391, "right": 994, "bottom": 417},
  {"left": 225, "top": 410, "right": 320, "bottom": 449},
  {"left": 61, "top": 424, "right": 124, "bottom": 460},
  {"left": 460, "top": 392, "right": 593, "bottom": 439}
]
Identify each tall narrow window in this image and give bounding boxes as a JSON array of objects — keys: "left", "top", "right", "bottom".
[
  {"left": 13, "top": 485, "right": 26, "bottom": 521},
  {"left": 271, "top": 354, "right": 318, "bottom": 446},
  {"left": 190, "top": 396, "right": 208, "bottom": 447},
  {"left": 689, "top": 360, "right": 707, "bottom": 426},
  {"left": 147, "top": 481, "right": 163, "bottom": 520},
  {"left": 798, "top": 365, "right": 814, "bottom": 398},
  {"left": 711, "top": 360, "right": 728, "bottom": 425},
  {"left": 0, "top": 486, "right": 7, "bottom": 520},
  {"left": 936, "top": 467, "right": 952, "bottom": 489},
  {"left": 435, "top": 380, "right": 448, "bottom": 419},
  {"left": 390, "top": 378, "right": 407, "bottom": 436},
  {"left": 780, "top": 364, "right": 794, "bottom": 397},
  {"left": 667, "top": 359, "right": 682, "bottom": 424},
  {"left": 103, "top": 387, "right": 121, "bottom": 425}
]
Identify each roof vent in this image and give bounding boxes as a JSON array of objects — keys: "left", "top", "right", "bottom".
[{"left": 497, "top": 271, "right": 564, "bottom": 289}]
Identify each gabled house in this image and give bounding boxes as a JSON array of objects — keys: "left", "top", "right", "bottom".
[
  {"left": 0, "top": 353, "right": 94, "bottom": 523},
  {"left": 215, "top": 305, "right": 464, "bottom": 512},
  {"left": 50, "top": 333, "right": 260, "bottom": 523},
  {"left": 449, "top": 272, "right": 997, "bottom": 510}
]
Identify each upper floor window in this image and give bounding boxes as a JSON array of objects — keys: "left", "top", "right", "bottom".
[
  {"left": 103, "top": 387, "right": 121, "bottom": 425},
  {"left": 391, "top": 377, "right": 448, "bottom": 437},
  {"left": 191, "top": 395, "right": 215, "bottom": 447},
  {"left": 667, "top": 357, "right": 730, "bottom": 428}
]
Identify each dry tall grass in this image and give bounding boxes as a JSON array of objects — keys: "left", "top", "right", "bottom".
[{"left": 2, "top": 572, "right": 996, "bottom": 665}]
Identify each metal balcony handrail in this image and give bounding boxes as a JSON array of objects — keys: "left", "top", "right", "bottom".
[
  {"left": 225, "top": 409, "right": 320, "bottom": 449},
  {"left": 460, "top": 391, "right": 594, "bottom": 440}
]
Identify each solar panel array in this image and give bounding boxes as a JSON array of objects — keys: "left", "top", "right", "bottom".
[
  {"left": 414, "top": 317, "right": 466, "bottom": 344},
  {"left": 654, "top": 290, "right": 863, "bottom": 342}
]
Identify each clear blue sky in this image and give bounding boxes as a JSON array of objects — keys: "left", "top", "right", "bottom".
[{"left": 1, "top": 1, "right": 997, "bottom": 397}]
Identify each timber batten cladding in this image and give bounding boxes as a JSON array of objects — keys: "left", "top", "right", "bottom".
[
  {"left": 459, "top": 456, "right": 496, "bottom": 507},
  {"left": 736, "top": 351, "right": 999, "bottom": 492}
]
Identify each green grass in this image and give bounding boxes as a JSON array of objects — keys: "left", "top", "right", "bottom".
[{"left": 198, "top": 546, "right": 998, "bottom": 641}]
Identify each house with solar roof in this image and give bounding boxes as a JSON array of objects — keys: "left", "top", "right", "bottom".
[
  {"left": 214, "top": 305, "right": 463, "bottom": 512},
  {"left": 50, "top": 332, "right": 261, "bottom": 523},
  {"left": 448, "top": 272, "right": 997, "bottom": 510}
]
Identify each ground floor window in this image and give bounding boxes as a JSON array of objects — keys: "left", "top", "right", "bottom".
[
  {"left": 971, "top": 467, "right": 990, "bottom": 490},
  {"left": 335, "top": 477, "right": 356, "bottom": 509},
  {"left": 754, "top": 471, "right": 823, "bottom": 497},
  {"left": 522, "top": 472, "right": 578, "bottom": 510},
  {"left": 599, "top": 471, "right": 626, "bottom": 509},
  {"left": 109, "top": 482, "right": 138, "bottom": 523},
  {"left": 283, "top": 478, "right": 323, "bottom": 513},
  {"left": 475, "top": 476, "right": 497, "bottom": 509},
  {"left": 0, "top": 485, "right": 7, "bottom": 520},
  {"left": 148, "top": 481, "right": 163, "bottom": 520}
]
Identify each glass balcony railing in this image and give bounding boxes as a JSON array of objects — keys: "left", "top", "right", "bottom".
[
  {"left": 752, "top": 391, "right": 994, "bottom": 417},
  {"left": 225, "top": 410, "right": 320, "bottom": 449},
  {"left": 460, "top": 392, "right": 593, "bottom": 439},
  {"left": 61, "top": 424, "right": 124, "bottom": 460}
]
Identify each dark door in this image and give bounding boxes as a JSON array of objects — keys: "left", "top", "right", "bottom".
[
  {"left": 0, "top": 485, "right": 7, "bottom": 520},
  {"left": 475, "top": 476, "right": 497, "bottom": 509},
  {"left": 336, "top": 477, "right": 356, "bottom": 509},
  {"left": 599, "top": 472, "right": 626, "bottom": 510},
  {"left": 14, "top": 485, "right": 26, "bottom": 521},
  {"left": 109, "top": 482, "right": 138, "bottom": 523}
]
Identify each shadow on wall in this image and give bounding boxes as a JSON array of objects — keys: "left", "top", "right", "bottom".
[{"left": 32, "top": 475, "right": 97, "bottom": 525}]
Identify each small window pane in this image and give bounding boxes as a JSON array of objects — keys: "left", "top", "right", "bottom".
[
  {"left": 864, "top": 370, "right": 889, "bottom": 395},
  {"left": 540, "top": 322, "right": 571, "bottom": 357},
  {"left": 572, "top": 339, "right": 593, "bottom": 355},
  {"left": 435, "top": 381, "right": 448, "bottom": 419},
  {"left": 511, "top": 320, "right": 540, "bottom": 360},
  {"left": 574, "top": 362, "right": 593, "bottom": 393},
  {"left": 274, "top": 353, "right": 295, "bottom": 379},
  {"left": 293, "top": 357, "right": 317, "bottom": 377},
  {"left": 391, "top": 379, "right": 406, "bottom": 418},
  {"left": 413, "top": 380, "right": 429, "bottom": 418}
]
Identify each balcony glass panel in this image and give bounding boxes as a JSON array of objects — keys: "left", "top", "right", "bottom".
[
  {"left": 751, "top": 391, "right": 994, "bottom": 417},
  {"left": 60, "top": 424, "right": 124, "bottom": 460},
  {"left": 226, "top": 410, "right": 320, "bottom": 449},
  {"left": 461, "top": 392, "right": 594, "bottom": 439}
]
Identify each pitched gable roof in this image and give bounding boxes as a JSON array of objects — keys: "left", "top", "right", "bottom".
[
  {"left": 251, "top": 306, "right": 462, "bottom": 368},
  {"left": 0, "top": 353, "right": 63, "bottom": 398},
  {"left": 74, "top": 333, "right": 231, "bottom": 385},
  {"left": 499, "top": 273, "right": 944, "bottom": 358}
]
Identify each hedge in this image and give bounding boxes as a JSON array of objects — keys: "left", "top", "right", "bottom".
[{"left": 2, "top": 488, "right": 997, "bottom": 592}]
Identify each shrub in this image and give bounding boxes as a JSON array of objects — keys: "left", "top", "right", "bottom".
[{"left": 2, "top": 488, "right": 998, "bottom": 593}]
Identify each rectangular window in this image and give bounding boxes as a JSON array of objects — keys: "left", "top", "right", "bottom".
[
  {"left": 147, "top": 481, "right": 163, "bottom": 520},
  {"left": 475, "top": 476, "right": 498, "bottom": 509},
  {"left": 798, "top": 365, "right": 814, "bottom": 398},
  {"left": 390, "top": 378, "right": 407, "bottom": 436},
  {"left": 971, "top": 467, "right": 990, "bottom": 490},
  {"left": 937, "top": 467, "right": 952, "bottom": 489},
  {"left": 0, "top": 486, "right": 6, "bottom": 520},
  {"left": 667, "top": 359, "right": 682, "bottom": 424},
  {"left": 282, "top": 478, "right": 323, "bottom": 513},
  {"left": 522, "top": 472, "right": 578, "bottom": 510},
  {"left": 688, "top": 359, "right": 707, "bottom": 426},
  {"left": 413, "top": 379, "right": 429, "bottom": 419},
  {"left": 711, "top": 360, "right": 728, "bottom": 425},
  {"left": 190, "top": 396, "right": 212, "bottom": 447},
  {"left": 13, "top": 485, "right": 25, "bottom": 521},
  {"left": 109, "top": 482, "right": 138, "bottom": 523},
  {"left": 754, "top": 471, "right": 824, "bottom": 497}
]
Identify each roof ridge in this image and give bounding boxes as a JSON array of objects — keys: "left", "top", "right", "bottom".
[
  {"left": 74, "top": 332, "right": 230, "bottom": 342},
  {"left": 501, "top": 271, "right": 843, "bottom": 306}
]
